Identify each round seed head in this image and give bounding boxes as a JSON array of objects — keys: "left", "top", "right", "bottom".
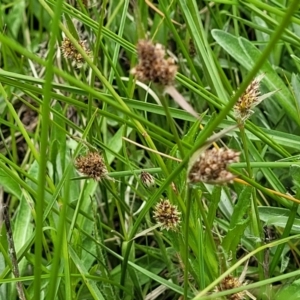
[
  {"left": 188, "top": 148, "right": 240, "bottom": 184},
  {"left": 140, "top": 171, "right": 155, "bottom": 189},
  {"left": 153, "top": 199, "right": 181, "bottom": 231},
  {"left": 75, "top": 152, "right": 108, "bottom": 181},
  {"left": 61, "top": 37, "right": 92, "bottom": 68},
  {"left": 131, "top": 40, "right": 177, "bottom": 86},
  {"left": 219, "top": 275, "right": 246, "bottom": 300}
]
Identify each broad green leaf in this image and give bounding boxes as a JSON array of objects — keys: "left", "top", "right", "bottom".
[
  {"left": 207, "top": 186, "right": 221, "bottom": 228},
  {"left": 13, "top": 193, "right": 33, "bottom": 253},
  {"left": 11, "top": 168, "right": 35, "bottom": 298},
  {"left": 258, "top": 206, "right": 300, "bottom": 233},
  {"left": 0, "top": 169, "right": 22, "bottom": 200},
  {"left": 275, "top": 278, "right": 300, "bottom": 300},
  {"left": 31, "top": 0, "right": 51, "bottom": 30},
  {"left": 113, "top": 256, "right": 165, "bottom": 286},
  {"left": 69, "top": 246, "right": 106, "bottom": 300},
  {"left": 291, "top": 54, "right": 300, "bottom": 66},
  {"left": 291, "top": 73, "right": 300, "bottom": 117},
  {"left": 64, "top": 13, "right": 79, "bottom": 40},
  {"left": 4, "top": 0, "right": 26, "bottom": 38},
  {"left": 127, "top": 260, "right": 190, "bottom": 297},
  {"left": 26, "top": 160, "right": 53, "bottom": 203},
  {"left": 290, "top": 164, "right": 300, "bottom": 188},
  {"left": 0, "top": 254, "right": 7, "bottom": 299}
]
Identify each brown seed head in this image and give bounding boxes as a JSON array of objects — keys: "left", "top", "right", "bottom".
[
  {"left": 61, "top": 37, "right": 91, "bottom": 67},
  {"left": 188, "top": 148, "right": 240, "bottom": 184},
  {"left": 140, "top": 171, "right": 155, "bottom": 189},
  {"left": 234, "top": 76, "right": 262, "bottom": 121},
  {"left": 219, "top": 275, "right": 246, "bottom": 300},
  {"left": 131, "top": 40, "right": 177, "bottom": 86},
  {"left": 189, "top": 38, "right": 196, "bottom": 57},
  {"left": 153, "top": 199, "right": 181, "bottom": 231},
  {"left": 75, "top": 152, "right": 108, "bottom": 181},
  {"left": 80, "top": 0, "right": 88, "bottom": 8}
]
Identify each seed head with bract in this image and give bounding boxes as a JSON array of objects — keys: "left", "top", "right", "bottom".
[
  {"left": 153, "top": 199, "right": 181, "bottom": 231},
  {"left": 75, "top": 152, "right": 108, "bottom": 181},
  {"left": 140, "top": 171, "right": 155, "bottom": 189},
  {"left": 234, "top": 76, "right": 262, "bottom": 122},
  {"left": 188, "top": 148, "right": 240, "bottom": 184},
  {"left": 131, "top": 40, "right": 177, "bottom": 86},
  {"left": 218, "top": 275, "right": 246, "bottom": 300}
]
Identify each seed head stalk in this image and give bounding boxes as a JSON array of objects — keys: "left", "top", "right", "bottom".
[
  {"left": 131, "top": 39, "right": 199, "bottom": 158},
  {"left": 235, "top": 75, "right": 266, "bottom": 282}
]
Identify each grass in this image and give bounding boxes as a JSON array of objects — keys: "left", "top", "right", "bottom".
[{"left": 1, "top": 0, "right": 300, "bottom": 299}]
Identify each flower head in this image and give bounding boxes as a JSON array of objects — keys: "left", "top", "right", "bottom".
[
  {"left": 75, "top": 152, "right": 108, "bottom": 181},
  {"left": 153, "top": 199, "right": 181, "bottom": 231},
  {"left": 234, "top": 75, "right": 263, "bottom": 122},
  {"left": 140, "top": 171, "right": 155, "bottom": 189},
  {"left": 218, "top": 275, "right": 246, "bottom": 300},
  {"left": 131, "top": 40, "right": 177, "bottom": 86},
  {"left": 188, "top": 148, "right": 240, "bottom": 184},
  {"left": 61, "top": 37, "right": 91, "bottom": 68}
]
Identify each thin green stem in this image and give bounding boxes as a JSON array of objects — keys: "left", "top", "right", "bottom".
[
  {"left": 160, "top": 95, "right": 185, "bottom": 158},
  {"left": 269, "top": 201, "right": 299, "bottom": 276},
  {"left": 239, "top": 125, "right": 252, "bottom": 177},
  {"left": 239, "top": 125, "right": 264, "bottom": 282},
  {"left": 184, "top": 185, "right": 192, "bottom": 299},
  {"left": 230, "top": 168, "right": 292, "bottom": 208},
  {"left": 34, "top": 0, "right": 64, "bottom": 298},
  {"left": 232, "top": 162, "right": 300, "bottom": 168},
  {"left": 92, "top": 0, "right": 108, "bottom": 145}
]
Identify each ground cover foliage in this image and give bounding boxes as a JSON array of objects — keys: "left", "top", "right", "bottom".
[{"left": 1, "top": 0, "right": 300, "bottom": 299}]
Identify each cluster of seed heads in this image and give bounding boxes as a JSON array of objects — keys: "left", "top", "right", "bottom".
[
  {"left": 153, "top": 199, "right": 181, "bottom": 231},
  {"left": 188, "top": 148, "right": 240, "bottom": 184},
  {"left": 61, "top": 37, "right": 91, "bottom": 67},
  {"left": 71, "top": 38, "right": 245, "bottom": 239},
  {"left": 131, "top": 40, "right": 177, "bottom": 86},
  {"left": 75, "top": 152, "right": 108, "bottom": 181}
]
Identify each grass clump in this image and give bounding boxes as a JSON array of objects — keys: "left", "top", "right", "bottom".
[{"left": 1, "top": 1, "right": 300, "bottom": 299}]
